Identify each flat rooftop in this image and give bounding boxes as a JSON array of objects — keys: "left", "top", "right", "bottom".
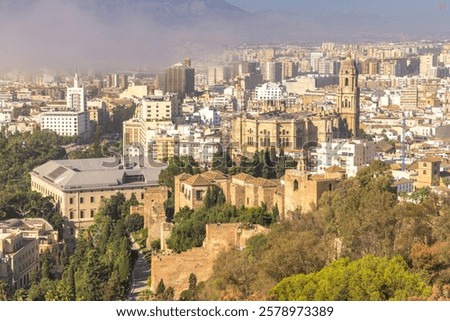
[{"left": 31, "top": 157, "right": 165, "bottom": 192}]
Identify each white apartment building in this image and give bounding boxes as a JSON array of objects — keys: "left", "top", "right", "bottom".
[
  {"left": 66, "top": 73, "right": 86, "bottom": 112},
  {"left": 255, "top": 82, "right": 285, "bottom": 101},
  {"left": 41, "top": 111, "right": 89, "bottom": 138},
  {"left": 315, "top": 139, "right": 376, "bottom": 177},
  {"left": 141, "top": 95, "right": 177, "bottom": 122}
]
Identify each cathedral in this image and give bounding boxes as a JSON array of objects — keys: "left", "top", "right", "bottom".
[{"left": 232, "top": 52, "right": 360, "bottom": 156}]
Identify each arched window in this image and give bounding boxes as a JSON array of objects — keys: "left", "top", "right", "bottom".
[
  {"left": 345, "top": 78, "right": 349, "bottom": 86},
  {"left": 293, "top": 179, "right": 299, "bottom": 191}
]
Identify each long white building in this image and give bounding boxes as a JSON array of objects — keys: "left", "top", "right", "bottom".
[{"left": 40, "top": 111, "right": 89, "bottom": 137}]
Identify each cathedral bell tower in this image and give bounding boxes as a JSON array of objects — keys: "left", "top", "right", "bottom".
[{"left": 337, "top": 52, "right": 360, "bottom": 137}]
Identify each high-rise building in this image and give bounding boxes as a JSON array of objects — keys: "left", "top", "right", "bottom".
[
  {"left": 310, "top": 52, "right": 324, "bottom": 72},
  {"left": 337, "top": 53, "right": 360, "bottom": 137},
  {"left": 440, "top": 43, "right": 450, "bottom": 65},
  {"left": 261, "top": 61, "right": 282, "bottom": 83},
  {"left": 420, "top": 54, "right": 437, "bottom": 77},
  {"left": 67, "top": 73, "right": 86, "bottom": 111},
  {"left": 281, "top": 60, "right": 299, "bottom": 80},
  {"left": 106, "top": 73, "right": 128, "bottom": 89},
  {"left": 207, "top": 65, "right": 232, "bottom": 85},
  {"left": 163, "top": 59, "right": 195, "bottom": 97}
]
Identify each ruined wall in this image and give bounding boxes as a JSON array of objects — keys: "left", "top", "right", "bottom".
[{"left": 151, "top": 223, "right": 268, "bottom": 298}]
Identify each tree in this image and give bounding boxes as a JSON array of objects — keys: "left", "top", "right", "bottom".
[
  {"left": 166, "top": 204, "right": 272, "bottom": 253},
  {"left": 60, "top": 244, "right": 70, "bottom": 269},
  {"left": 319, "top": 161, "right": 398, "bottom": 259},
  {"left": 125, "top": 213, "right": 144, "bottom": 233},
  {"left": 180, "top": 273, "right": 198, "bottom": 301},
  {"left": 40, "top": 250, "right": 55, "bottom": 280},
  {"left": 211, "top": 149, "right": 232, "bottom": 174},
  {"left": 13, "top": 288, "right": 27, "bottom": 301},
  {"left": 75, "top": 249, "right": 110, "bottom": 301},
  {"left": 262, "top": 149, "right": 276, "bottom": 179},
  {"left": 0, "top": 281, "right": 8, "bottom": 301},
  {"left": 158, "top": 156, "right": 199, "bottom": 190},
  {"left": 98, "top": 192, "right": 126, "bottom": 221},
  {"left": 270, "top": 255, "right": 432, "bottom": 301},
  {"left": 203, "top": 185, "right": 226, "bottom": 209}
]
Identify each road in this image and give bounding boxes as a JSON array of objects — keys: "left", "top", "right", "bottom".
[{"left": 128, "top": 238, "right": 151, "bottom": 301}]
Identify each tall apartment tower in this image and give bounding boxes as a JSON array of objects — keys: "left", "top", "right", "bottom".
[
  {"left": 419, "top": 54, "right": 437, "bottom": 77},
  {"left": 337, "top": 53, "right": 360, "bottom": 137},
  {"left": 67, "top": 73, "right": 86, "bottom": 111},
  {"left": 164, "top": 59, "right": 195, "bottom": 97},
  {"left": 261, "top": 60, "right": 282, "bottom": 83},
  {"left": 106, "top": 73, "right": 128, "bottom": 89}
]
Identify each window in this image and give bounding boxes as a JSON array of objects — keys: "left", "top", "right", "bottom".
[
  {"left": 69, "top": 211, "right": 74, "bottom": 220},
  {"left": 80, "top": 210, "right": 85, "bottom": 219},
  {"left": 423, "top": 170, "right": 427, "bottom": 175},
  {"left": 80, "top": 197, "right": 84, "bottom": 204},
  {"left": 90, "top": 196, "right": 94, "bottom": 203},
  {"left": 293, "top": 179, "right": 299, "bottom": 191},
  {"left": 345, "top": 78, "right": 349, "bottom": 86},
  {"left": 196, "top": 190, "right": 203, "bottom": 201},
  {"left": 90, "top": 210, "right": 95, "bottom": 218},
  {"left": 69, "top": 198, "right": 74, "bottom": 205}
]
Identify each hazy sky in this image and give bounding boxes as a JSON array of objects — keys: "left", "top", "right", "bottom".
[{"left": 0, "top": 0, "right": 448, "bottom": 72}]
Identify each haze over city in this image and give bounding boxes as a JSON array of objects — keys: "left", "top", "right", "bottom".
[
  {"left": 1, "top": 0, "right": 450, "bottom": 310},
  {"left": 0, "top": 0, "right": 449, "bottom": 71}
]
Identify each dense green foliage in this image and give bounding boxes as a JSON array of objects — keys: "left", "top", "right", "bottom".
[
  {"left": 0, "top": 130, "right": 75, "bottom": 228},
  {"left": 158, "top": 156, "right": 200, "bottom": 191},
  {"left": 0, "top": 130, "right": 72, "bottom": 188},
  {"left": 203, "top": 185, "right": 226, "bottom": 208},
  {"left": 196, "top": 161, "right": 450, "bottom": 300},
  {"left": 17, "top": 193, "right": 138, "bottom": 301},
  {"left": 270, "top": 256, "right": 432, "bottom": 301},
  {"left": 166, "top": 203, "right": 273, "bottom": 253},
  {"left": 212, "top": 148, "right": 297, "bottom": 179},
  {"left": 319, "top": 161, "right": 450, "bottom": 260}
]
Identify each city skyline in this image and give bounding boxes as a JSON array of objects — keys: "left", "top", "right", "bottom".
[{"left": 0, "top": 0, "right": 449, "bottom": 72}]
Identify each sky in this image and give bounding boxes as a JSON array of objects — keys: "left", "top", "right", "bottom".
[{"left": 0, "top": 0, "right": 448, "bottom": 73}]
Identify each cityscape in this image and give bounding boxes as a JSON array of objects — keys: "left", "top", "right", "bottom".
[{"left": 0, "top": 0, "right": 450, "bottom": 303}]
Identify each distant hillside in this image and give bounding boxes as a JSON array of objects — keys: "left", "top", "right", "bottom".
[{"left": 79, "top": 0, "right": 250, "bottom": 24}]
